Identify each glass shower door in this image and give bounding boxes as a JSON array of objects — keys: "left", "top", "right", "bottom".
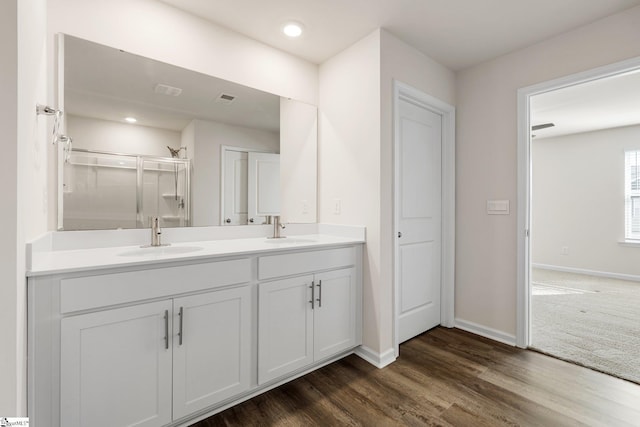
[
  {"left": 138, "top": 158, "right": 190, "bottom": 228},
  {"left": 63, "top": 151, "right": 138, "bottom": 230}
]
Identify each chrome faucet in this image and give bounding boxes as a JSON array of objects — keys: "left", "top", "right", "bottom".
[
  {"left": 151, "top": 217, "right": 163, "bottom": 246},
  {"left": 269, "top": 215, "right": 286, "bottom": 239}
]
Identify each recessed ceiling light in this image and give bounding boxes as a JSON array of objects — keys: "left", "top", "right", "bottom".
[
  {"left": 282, "top": 22, "right": 303, "bottom": 38},
  {"left": 125, "top": 117, "right": 137, "bottom": 123}
]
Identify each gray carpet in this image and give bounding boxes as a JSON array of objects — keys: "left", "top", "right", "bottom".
[{"left": 531, "top": 268, "right": 640, "bottom": 384}]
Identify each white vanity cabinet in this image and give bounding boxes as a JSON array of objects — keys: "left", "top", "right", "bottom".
[
  {"left": 28, "top": 240, "right": 362, "bottom": 427},
  {"left": 312, "top": 268, "right": 358, "bottom": 361},
  {"left": 60, "top": 286, "right": 252, "bottom": 427},
  {"left": 29, "top": 258, "right": 253, "bottom": 427},
  {"left": 257, "top": 248, "right": 360, "bottom": 384},
  {"left": 61, "top": 300, "right": 174, "bottom": 427},
  {"left": 171, "top": 287, "right": 251, "bottom": 419}
]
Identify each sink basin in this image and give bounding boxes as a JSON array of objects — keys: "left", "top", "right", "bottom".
[
  {"left": 118, "top": 245, "right": 204, "bottom": 257},
  {"left": 264, "top": 237, "right": 317, "bottom": 244}
]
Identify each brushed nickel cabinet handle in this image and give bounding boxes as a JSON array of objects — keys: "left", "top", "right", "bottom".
[
  {"left": 164, "top": 310, "right": 169, "bottom": 350},
  {"left": 309, "top": 282, "right": 315, "bottom": 309},
  {"left": 178, "top": 306, "right": 184, "bottom": 345},
  {"left": 316, "top": 280, "right": 322, "bottom": 308}
]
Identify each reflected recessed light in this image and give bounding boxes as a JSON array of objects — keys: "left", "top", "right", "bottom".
[
  {"left": 282, "top": 22, "right": 303, "bottom": 38},
  {"left": 125, "top": 117, "right": 137, "bottom": 123}
]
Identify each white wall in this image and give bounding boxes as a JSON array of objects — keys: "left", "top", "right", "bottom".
[
  {"left": 67, "top": 115, "right": 181, "bottom": 156},
  {"left": 319, "top": 29, "right": 455, "bottom": 356},
  {"left": 280, "top": 98, "right": 318, "bottom": 223},
  {"left": 48, "top": 0, "right": 317, "bottom": 104},
  {"left": 0, "top": 0, "right": 48, "bottom": 416},
  {"left": 189, "top": 119, "right": 278, "bottom": 226},
  {"left": 379, "top": 30, "right": 456, "bottom": 353},
  {"left": 532, "top": 125, "right": 640, "bottom": 276},
  {"left": 319, "top": 30, "right": 382, "bottom": 351},
  {"left": 17, "top": 0, "right": 50, "bottom": 412},
  {"left": 456, "top": 5, "right": 640, "bottom": 336},
  {"left": 0, "top": 1, "right": 19, "bottom": 416}
]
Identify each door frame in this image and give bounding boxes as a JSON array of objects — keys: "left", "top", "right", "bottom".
[
  {"left": 219, "top": 145, "right": 276, "bottom": 226},
  {"left": 393, "top": 80, "right": 456, "bottom": 356},
  {"left": 516, "top": 56, "right": 640, "bottom": 348}
]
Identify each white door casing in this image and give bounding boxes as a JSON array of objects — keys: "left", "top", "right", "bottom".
[
  {"left": 516, "top": 56, "right": 640, "bottom": 348},
  {"left": 221, "top": 147, "right": 279, "bottom": 225},
  {"left": 393, "top": 81, "right": 455, "bottom": 356}
]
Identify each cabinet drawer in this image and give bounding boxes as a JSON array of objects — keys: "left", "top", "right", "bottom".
[
  {"left": 61, "top": 258, "right": 251, "bottom": 313},
  {"left": 258, "top": 247, "right": 355, "bottom": 280}
]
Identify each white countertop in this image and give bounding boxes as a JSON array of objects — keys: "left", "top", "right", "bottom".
[{"left": 27, "top": 233, "right": 364, "bottom": 277}]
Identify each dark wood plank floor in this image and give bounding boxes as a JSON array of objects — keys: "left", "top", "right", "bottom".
[{"left": 192, "top": 327, "right": 640, "bottom": 426}]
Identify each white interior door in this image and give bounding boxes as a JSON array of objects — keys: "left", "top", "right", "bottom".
[
  {"left": 396, "top": 97, "right": 442, "bottom": 344},
  {"left": 223, "top": 150, "right": 248, "bottom": 225},
  {"left": 248, "top": 152, "right": 280, "bottom": 224}
]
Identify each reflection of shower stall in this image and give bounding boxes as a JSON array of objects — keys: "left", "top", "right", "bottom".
[{"left": 63, "top": 149, "right": 190, "bottom": 230}]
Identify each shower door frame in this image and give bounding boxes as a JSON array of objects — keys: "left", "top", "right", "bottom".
[
  {"left": 136, "top": 155, "right": 192, "bottom": 228},
  {"left": 59, "top": 148, "right": 191, "bottom": 230}
]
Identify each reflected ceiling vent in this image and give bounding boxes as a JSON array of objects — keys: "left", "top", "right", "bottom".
[
  {"left": 216, "top": 93, "right": 236, "bottom": 105},
  {"left": 531, "top": 123, "right": 555, "bottom": 131},
  {"left": 531, "top": 122, "right": 555, "bottom": 138},
  {"left": 154, "top": 83, "right": 182, "bottom": 97}
]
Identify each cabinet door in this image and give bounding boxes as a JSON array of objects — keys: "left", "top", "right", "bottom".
[
  {"left": 258, "top": 275, "right": 314, "bottom": 384},
  {"left": 172, "top": 286, "right": 251, "bottom": 419},
  {"left": 61, "top": 300, "right": 173, "bottom": 427},
  {"left": 313, "top": 268, "right": 357, "bottom": 361}
]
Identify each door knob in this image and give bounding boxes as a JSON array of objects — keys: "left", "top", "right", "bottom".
[
  {"left": 398, "top": 231, "right": 402, "bottom": 238},
  {"left": 225, "top": 218, "right": 231, "bottom": 224},
  {"left": 249, "top": 218, "right": 254, "bottom": 223}
]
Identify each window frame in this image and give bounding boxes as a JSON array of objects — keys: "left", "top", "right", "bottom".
[{"left": 624, "top": 150, "right": 640, "bottom": 241}]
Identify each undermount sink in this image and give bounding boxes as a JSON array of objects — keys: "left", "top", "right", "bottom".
[
  {"left": 264, "top": 237, "right": 318, "bottom": 244},
  {"left": 118, "top": 245, "right": 204, "bottom": 257}
]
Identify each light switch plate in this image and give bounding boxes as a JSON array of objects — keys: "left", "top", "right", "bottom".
[{"left": 487, "top": 200, "right": 510, "bottom": 215}]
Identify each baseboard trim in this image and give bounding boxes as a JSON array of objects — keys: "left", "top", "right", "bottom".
[
  {"left": 454, "top": 319, "right": 516, "bottom": 346},
  {"left": 355, "top": 345, "right": 396, "bottom": 369},
  {"left": 533, "top": 263, "right": 640, "bottom": 283}
]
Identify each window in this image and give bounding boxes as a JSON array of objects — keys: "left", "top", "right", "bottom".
[{"left": 625, "top": 150, "right": 640, "bottom": 240}]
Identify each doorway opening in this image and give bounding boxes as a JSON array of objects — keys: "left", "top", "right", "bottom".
[{"left": 517, "top": 57, "right": 640, "bottom": 383}]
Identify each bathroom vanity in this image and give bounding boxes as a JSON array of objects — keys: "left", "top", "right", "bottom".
[{"left": 27, "top": 226, "right": 364, "bottom": 427}]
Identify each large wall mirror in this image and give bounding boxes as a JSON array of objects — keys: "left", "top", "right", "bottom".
[{"left": 58, "top": 34, "right": 317, "bottom": 230}]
